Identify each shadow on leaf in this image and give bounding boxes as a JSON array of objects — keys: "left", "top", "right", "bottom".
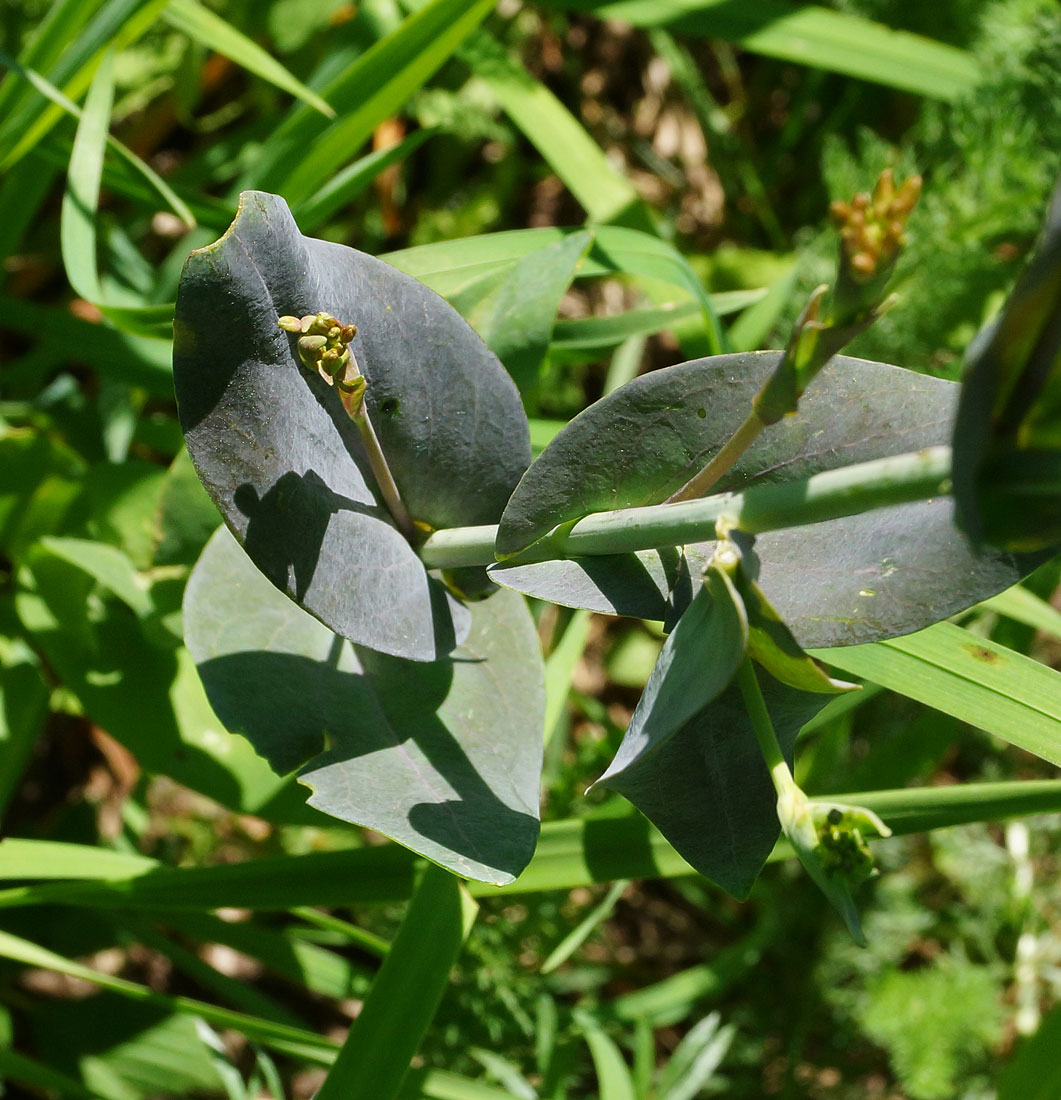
[{"left": 197, "top": 644, "right": 538, "bottom": 882}]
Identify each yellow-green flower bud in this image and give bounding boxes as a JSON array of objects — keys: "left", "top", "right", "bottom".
[
  {"left": 296, "top": 334, "right": 327, "bottom": 366},
  {"left": 778, "top": 787, "right": 891, "bottom": 946},
  {"left": 829, "top": 169, "right": 921, "bottom": 325}
]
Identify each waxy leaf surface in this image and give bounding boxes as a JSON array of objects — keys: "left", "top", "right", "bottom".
[
  {"left": 185, "top": 528, "right": 545, "bottom": 885},
  {"left": 174, "top": 191, "right": 529, "bottom": 661},
  {"left": 597, "top": 671, "right": 829, "bottom": 898},
  {"left": 494, "top": 353, "right": 1033, "bottom": 647},
  {"left": 953, "top": 178, "right": 1061, "bottom": 551},
  {"left": 595, "top": 566, "right": 747, "bottom": 795}
]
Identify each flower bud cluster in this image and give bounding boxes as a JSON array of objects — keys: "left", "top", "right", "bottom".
[
  {"left": 829, "top": 169, "right": 921, "bottom": 283},
  {"left": 278, "top": 312, "right": 358, "bottom": 385},
  {"left": 816, "top": 804, "right": 884, "bottom": 883},
  {"left": 777, "top": 788, "right": 891, "bottom": 945}
]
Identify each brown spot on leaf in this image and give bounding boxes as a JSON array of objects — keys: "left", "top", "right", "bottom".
[{"left": 966, "top": 644, "right": 1001, "bottom": 664}]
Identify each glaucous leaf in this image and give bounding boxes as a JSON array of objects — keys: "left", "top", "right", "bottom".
[
  {"left": 953, "top": 178, "right": 1061, "bottom": 551},
  {"left": 493, "top": 352, "right": 1035, "bottom": 647},
  {"left": 595, "top": 567, "right": 747, "bottom": 796},
  {"left": 174, "top": 190, "right": 529, "bottom": 661},
  {"left": 596, "top": 671, "right": 829, "bottom": 898},
  {"left": 185, "top": 527, "right": 545, "bottom": 885}
]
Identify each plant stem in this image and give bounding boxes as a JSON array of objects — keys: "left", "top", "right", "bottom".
[
  {"left": 735, "top": 658, "right": 796, "bottom": 798},
  {"left": 665, "top": 408, "right": 765, "bottom": 502},
  {"left": 419, "top": 445, "right": 952, "bottom": 569},
  {"left": 345, "top": 353, "right": 416, "bottom": 542}
]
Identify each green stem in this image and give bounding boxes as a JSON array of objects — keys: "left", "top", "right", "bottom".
[
  {"left": 419, "top": 445, "right": 952, "bottom": 569},
  {"left": 345, "top": 352, "right": 415, "bottom": 541},
  {"left": 665, "top": 408, "right": 765, "bottom": 502},
  {"left": 735, "top": 658, "right": 796, "bottom": 798}
]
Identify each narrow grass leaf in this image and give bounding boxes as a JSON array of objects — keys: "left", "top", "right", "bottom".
[
  {"left": 552, "top": 294, "right": 758, "bottom": 352},
  {"left": 582, "top": 1026, "right": 637, "bottom": 1100},
  {"left": 817, "top": 622, "right": 1061, "bottom": 766},
  {"left": 0, "top": 644, "right": 49, "bottom": 822},
  {"left": 404, "top": 1068, "right": 534, "bottom": 1100},
  {"left": 544, "top": 609, "right": 593, "bottom": 744},
  {"left": 608, "top": 919, "right": 775, "bottom": 1025},
  {"left": 5, "top": 781, "right": 1060, "bottom": 912},
  {"left": 0, "top": 928, "right": 339, "bottom": 1063},
  {"left": 157, "top": 908, "right": 376, "bottom": 999},
  {"left": 162, "top": 0, "right": 335, "bottom": 117},
  {"left": 119, "top": 917, "right": 308, "bottom": 1028},
  {"left": 726, "top": 263, "right": 798, "bottom": 352},
  {"left": 541, "top": 879, "right": 628, "bottom": 973},
  {"left": 467, "top": 1050, "right": 538, "bottom": 1100},
  {"left": 253, "top": 0, "right": 495, "bottom": 203},
  {"left": 452, "top": 229, "right": 593, "bottom": 395},
  {"left": 980, "top": 585, "right": 1061, "bottom": 639},
  {"left": 388, "top": 226, "right": 726, "bottom": 353},
  {"left": 0, "top": 838, "right": 154, "bottom": 880},
  {"left": 0, "top": 0, "right": 172, "bottom": 170},
  {"left": 295, "top": 127, "right": 436, "bottom": 230},
  {"left": 550, "top": 0, "right": 979, "bottom": 100},
  {"left": 0, "top": 1049, "right": 107, "bottom": 1100},
  {"left": 461, "top": 30, "right": 643, "bottom": 225},
  {"left": 0, "top": 54, "right": 197, "bottom": 227},
  {"left": 60, "top": 48, "right": 113, "bottom": 302},
  {"left": 291, "top": 906, "right": 390, "bottom": 958},
  {"left": 315, "top": 864, "right": 477, "bottom": 1100},
  {"left": 0, "top": 295, "right": 173, "bottom": 391},
  {"left": 655, "top": 1013, "right": 734, "bottom": 1100}
]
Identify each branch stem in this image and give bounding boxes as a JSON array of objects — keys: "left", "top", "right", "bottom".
[
  {"left": 736, "top": 658, "right": 796, "bottom": 798},
  {"left": 419, "top": 445, "right": 952, "bottom": 570},
  {"left": 346, "top": 354, "right": 416, "bottom": 542},
  {"left": 665, "top": 408, "right": 765, "bottom": 503}
]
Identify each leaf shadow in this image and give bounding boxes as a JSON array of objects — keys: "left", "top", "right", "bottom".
[
  {"left": 234, "top": 468, "right": 378, "bottom": 601},
  {"left": 196, "top": 645, "right": 538, "bottom": 879}
]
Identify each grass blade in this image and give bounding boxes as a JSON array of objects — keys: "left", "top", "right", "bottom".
[
  {"left": 61, "top": 48, "right": 113, "bottom": 302},
  {"left": 0, "top": 0, "right": 173, "bottom": 170},
  {"left": 252, "top": 0, "right": 495, "bottom": 203},
  {"left": 817, "top": 622, "right": 1061, "bottom": 766},
  {"left": 3, "top": 49, "right": 195, "bottom": 228},
  {"left": 0, "top": 643, "right": 49, "bottom": 823},
  {"left": 295, "top": 126, "right": 437, "bottom": 230},
  {"left": 581, "top": 1026, "right": 637, "bottom": 1100},
  {"left": 0, "top": 1049, "right": 108, "bottom": 1100},
  {"left": 154, "top": 908, "right": 375, "bottom": 999},
  {"left": 544, "top": 609, "right": 593, "bottom": 746},
  {"left": 0, "top": 838, "right": 154, "bottom": 880},
  {"left": 550, "top": 0, "right": 979, "bottom": 100},
  {"left": 3, "top": 781, "right": 1060, "bottom": 910},
  {"left": 315, "top": 864, "right": 478, "bottom": 1100},
  {"left": 161, "top": 0, "right": 335, "bottom": 118},
  {"left": 979, "top": 585, "right": 1061, "bottom": 639},
  {"left": 461, "top": 30, "right": 644, "bottom": 226},
  {"left": 58, "top": 50, "right": 178, "bottom": 336},
  {"left": 541, "top": 879, "right": 628, "bottom": 973},
  {"left": 552, "top": 293, "right": 760, "bottom": 352},
  {"left": 386, "top": 226, "right": 728, "bottom": 353},
  {"left": 0, "top": 928, "right": 338, "bottom": 1063}
]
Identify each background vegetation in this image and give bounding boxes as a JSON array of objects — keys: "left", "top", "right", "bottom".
[{"left": 1, "top": 0, "right": 1061, "bottom": 1097}]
